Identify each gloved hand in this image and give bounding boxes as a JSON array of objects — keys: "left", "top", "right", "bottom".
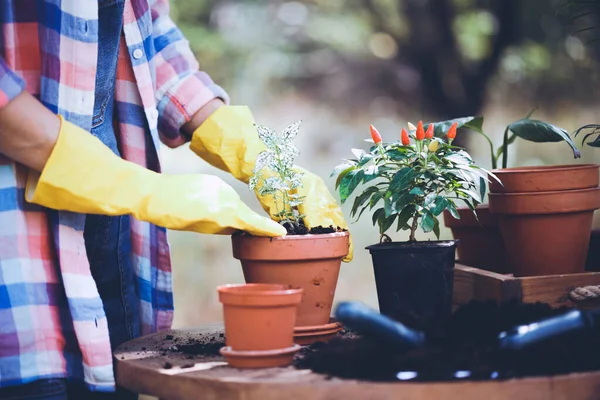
[
  {"left": 188, "top": 106, "right": 353, "bottom": 262},
  {"left": 25, "top": 116, "right": 287, "bottom": 237}
]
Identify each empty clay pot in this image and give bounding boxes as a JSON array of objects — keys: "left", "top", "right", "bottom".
[
  {"left": 489, "top": 164, "right": 599, "bottom": 193},
  {"left": 231, "top": 232, "right": 350, "bottom": 327},
  {"left": 217, "top": 283, "right": 302, "bottom": 368},
  {"left": 443, "top": 205, "right": 509, "bottom": 274},
  {"left": 489, "top": 187, "right": 600, "bottom": 277}
]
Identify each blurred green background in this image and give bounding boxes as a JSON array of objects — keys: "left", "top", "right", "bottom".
[{"left": 158, "top": 0, "right": 600, "bottom": 330}]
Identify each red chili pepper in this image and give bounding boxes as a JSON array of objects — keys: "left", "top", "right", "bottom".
[
  {"left": 447, "top": 122, "right": 458, "bottom": 140},
  {"left": 415, "top": 121, "right": 425, "bottom": 141},
  {"left": 425, "top": 123, "right": 434, "bottom": 139},
  {"left": 370, "top": 125, "right": 382, "bottom": 144},
  {"left": 401, "top": 128, "right": 410, "bottom": 146}
]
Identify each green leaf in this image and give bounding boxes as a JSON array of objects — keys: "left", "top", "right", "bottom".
[
  {"left": 424, "top": 192, "right": 437, "bottom": 206},
  {"left": 446, "top": 200, "right": 460, "bottom": 219},
  {"left": 386, "top": 148, "right": 409, "bottom": 161},
  {"left": 420, "top": 211, "right": 435, "bottom": 233},
  {"left": 478, "top": 176, "right": 486, "bottom": 203},
  {"left": 396, "top": 205, "right": 414, "bottom": 231},
  {"left": 384, "top": 194, "right": 395, "bottom": 217},
  {"left": 433, "top": 218, "right": 441, "bottom": 239},
  {"left": 380, "top": 214, "right": 397, "bottom": 234},
  {"left": 428, "top": 116, "right": 485, "bottom": 138},
  {"left": 350, "top": 187, "right": 378, "bottom": 217},
  {"left": 338, "top": 169, "right": 364, "bottom": 204},
  {"left": 507, "top": 119, "right": 581, "bottom": 159},
  {"left": 334, "top": 165, "right": 357, "bottom": 188},
  {"left": 372, "top": 207, "right": 385, "bottom": 228},
  {"left": 369, "top": 191, "right": 385, "bottom": 209},
  {"left": 362, "top": 165, "right": 379, "bottom": 183},
  {"left": 409, "top": 187, "right": 424, "bottom": 195},
  {"left": 431, "top": 197, "right": 448, "bottom": 216},
  {"left": 389, "top": 168, "right": 416, "bottom": 193}
]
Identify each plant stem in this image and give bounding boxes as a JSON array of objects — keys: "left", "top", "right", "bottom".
[
  {"left": 501, "top": 127, "right": 510, "bottom": 169},
  {"left": 409, "top": 214, "right": 419, "bottom": 242}
]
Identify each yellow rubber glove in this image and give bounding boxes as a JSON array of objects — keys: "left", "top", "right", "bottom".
[
  {"left": 25, "top": 116, "right": 286, "bottom": 237},
  {"left": 189, "top": 106, "right": 353, "bottom": 262}
]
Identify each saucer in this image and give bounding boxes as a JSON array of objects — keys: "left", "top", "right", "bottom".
[
  {"left": 294, "top": 318, "right": 344, "bottom": 345},
  {"left": 220, "top": 344, "right": 301, "bottom": 368}
]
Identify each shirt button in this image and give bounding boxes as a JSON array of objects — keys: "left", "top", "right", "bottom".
[{"left": 133, "top": 48, "right": 144, "bottom": 59}]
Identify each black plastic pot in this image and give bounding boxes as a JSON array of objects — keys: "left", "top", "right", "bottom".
[{"left": 366, "top": 240, "right": 458, "bottom": 332}]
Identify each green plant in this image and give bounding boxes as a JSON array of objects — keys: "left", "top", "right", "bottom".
[
  {"left": 573, "top": 124, "right": 600, "bottom": 147},
  {"left": 249, "top": 121, "right": 305, "bottom": 230},
  {"left": 424, "top": 110, "right": 581, "bottom": 170},
  {"left": 332, "top": 122, "right": 497, "bottom": 242}
]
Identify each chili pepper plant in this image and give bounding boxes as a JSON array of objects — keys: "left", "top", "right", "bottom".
[
  {"left": 332, "top": 121, "right": 496, "bottom": 243},
  {"left": 331, "top": 121, "right": 497, "bottom": 330}
]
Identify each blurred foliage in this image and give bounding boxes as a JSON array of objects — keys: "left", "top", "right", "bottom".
[{"left": 169, "top": 0, "right": 599, "bottom": 121}]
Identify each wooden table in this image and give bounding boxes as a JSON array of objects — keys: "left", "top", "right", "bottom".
[{"left": 114, "top": 324, "right": 600, "bottom": 400}]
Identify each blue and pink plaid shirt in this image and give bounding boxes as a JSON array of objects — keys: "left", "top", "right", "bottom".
[{"left": 0, "top": 0, "right": 228, "bottom": 391}]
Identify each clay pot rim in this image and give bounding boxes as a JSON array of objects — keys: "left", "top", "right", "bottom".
[
  {"left": 217, "top": 283, "right": 303, "bottom": 297},
  {"left": 234, "top": 231, "right": 350, "bottom": 242},
  {"left": 366, "top": 240, "right": 458, "bottom": 251},
  {"left": 490, "top": 163, "right": 599, "bottom": 174},
  {"left": 488, "top": 186, "right": 600, "bottom": 198}
]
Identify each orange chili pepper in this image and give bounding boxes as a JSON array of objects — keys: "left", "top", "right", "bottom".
[
  {"left": 447, "top": 122, "right": 458, "bottom": 141},
  {"left": 425, "top": 123, "right": 434, "bottom": 139},
  {"left": 370, "top": 125, "right": 382, "bottom": 144},
  {"left": 401, "top": 128, "right": 410, "bottom": 146},
  {"left": 415, "top": 121, "right": 425, "bottom": 141}
]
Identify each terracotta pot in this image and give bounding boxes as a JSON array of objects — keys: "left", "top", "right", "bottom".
[
  {"left": 489, "top": 187, "right": 600, "bottom": 277},
  {"left": 217, "top": 283, "right": 302, "bottom": 368},
  {"left": 231, "top": 232, "right": 350, "bottom": 327},
  {"left": 443, "top": 205, "right": 509, "bottom": 274},
  {"left": 489, "top": 164, "right": 599, "bottom": 193}
]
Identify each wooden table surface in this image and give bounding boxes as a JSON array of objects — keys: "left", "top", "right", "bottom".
[{"left": 114, "top": 324, "right": 600, "bottom": 400}]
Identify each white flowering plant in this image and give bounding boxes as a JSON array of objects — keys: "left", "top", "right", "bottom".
[{"left": 248, "top": 121, "right": 306, "bottom": 231}]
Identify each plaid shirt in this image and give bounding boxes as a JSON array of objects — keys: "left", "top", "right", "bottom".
[{"left": 0, "top": 0, "right": 228, "bottom": 391}]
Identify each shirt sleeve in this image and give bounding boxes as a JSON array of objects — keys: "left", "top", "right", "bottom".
[
  {"left": 0, "top": 57, "right": 26, "bottom": 109},
  {"left": 151, "top": 0, "right": 230, "bottom": 147}
]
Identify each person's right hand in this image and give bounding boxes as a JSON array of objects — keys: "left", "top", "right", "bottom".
[{"left": 25, "top": 115, "right": 286, "bottom": 237}]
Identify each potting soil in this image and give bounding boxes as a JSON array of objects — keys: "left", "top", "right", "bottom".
[{"left": 293, "top": 300, "right": 600, "bottom": 382}]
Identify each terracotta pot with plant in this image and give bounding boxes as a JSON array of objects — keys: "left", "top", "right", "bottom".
[
  {"left": 436, "top": 111, "right": 585, "bottom": 275},
  {"left": 332, "top": 121, "right": 495, "bottom": 331},
  {"left": 218, "top": 283, "right": 303, "bottom": 368},
  {"left": 231, "top": 121, "right": 349, "bottom": 344}
]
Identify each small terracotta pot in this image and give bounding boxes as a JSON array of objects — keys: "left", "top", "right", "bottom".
[
  {"left": 489, "top": 187, "right": 600, "bottom": 277},
  {"left": 217, "top": 283, "right": 302, "bottom": 368},
  {"left": 443, "top": 205, "right": 509, "bottom": 274},
  {"left": 489, "top": 164, "right": 599, "bottom": 193},
  {"left": 232, "top": 232, "right": 350, "bottom": 327}
]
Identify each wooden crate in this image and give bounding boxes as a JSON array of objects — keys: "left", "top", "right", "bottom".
[{"left": 453, "top": 264, "right": 600, "bottom": 310}]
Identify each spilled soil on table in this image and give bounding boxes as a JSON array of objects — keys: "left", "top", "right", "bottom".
[{"left": 293, "top": 300, "right": 600, "bottom": 382}]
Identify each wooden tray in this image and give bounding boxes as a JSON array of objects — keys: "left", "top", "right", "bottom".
[
  {"left": 453, "top": 264, "right": 600, "bottom": 310},
  {"left": 114, "top": 325, "right": 600, "bottom": 400}
]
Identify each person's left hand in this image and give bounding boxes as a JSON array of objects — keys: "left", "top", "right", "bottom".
[{"left": 187, "top": 105, "right": 353, "bottom": 262}]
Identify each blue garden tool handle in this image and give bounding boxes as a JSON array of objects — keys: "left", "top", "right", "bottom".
[
  {"left": 498, "top": 308, "right": 599, "bottom": 351},
  {"left": 334, "top": 301, "right": 426, "bottom": 351}
]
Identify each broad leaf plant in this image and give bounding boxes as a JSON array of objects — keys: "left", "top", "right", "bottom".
[{"left": 333, "top": 122, "right": 498, "bottom": 242}]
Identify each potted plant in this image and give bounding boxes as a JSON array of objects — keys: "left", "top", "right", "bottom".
[
  {"left": 217, "top": 283, "right": 303, "bottom": 368},
  {"left": 332, "top": 121, "right": 494, "bottom": 331},
  {"left": 231, "top": 121, "right": 350, "bottom": 343},
  {"left": 434, "top": 112, "right": 586, "bottom": 275},
  {"left": 574, "top": 124, "right": 600, "bottom": 272}
]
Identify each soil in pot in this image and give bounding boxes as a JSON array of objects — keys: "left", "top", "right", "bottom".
[
  {"left": 293, "top": 300, "right": 600, "bottom": 382},
  {"left": 489, "top": 187, "right": 600, "bottom": 276},
  {"left": 489, "top": 164, "right": 600, "bottom": 193},
  {"left": 232, "top": 227, "right": 350, "bottom": 327},
  {"left": 443, "top": 205, "right": 508, "bottom": 274},
  {"left": 366, "top": 240, "right": 457, "bottom": 332}
]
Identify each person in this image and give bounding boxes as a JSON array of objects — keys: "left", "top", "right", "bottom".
[{"left": 0, "top": 1, "right": 353, "bottom": 398}]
